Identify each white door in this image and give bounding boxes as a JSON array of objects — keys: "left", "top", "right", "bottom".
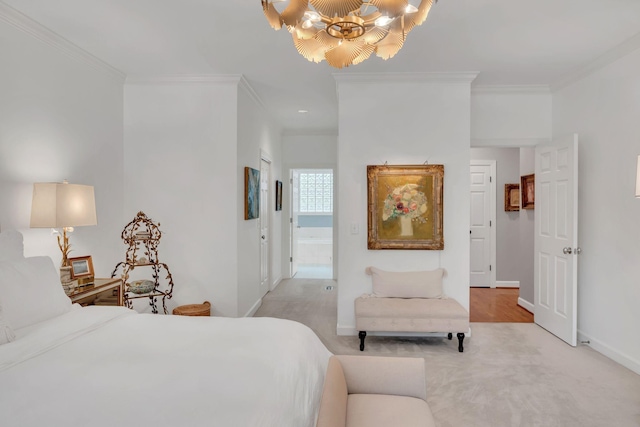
[
  {"left": 470, "top": 161, "right": 496, "bottom": 288},
  {"left": 259, "top": 159, "right": 270, "bottom": 297},
  {"left": 290, "top": 170, "right": 300, "bottom": 278},
  {"left": 534, "top": 134, "right": 579, "bottom": 346}
]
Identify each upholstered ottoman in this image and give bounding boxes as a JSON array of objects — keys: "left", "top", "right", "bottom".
[
  {"left": 356, "top": 267, "right": 470, "bottom": 352},
  {"left": 355, "top": 296, "right": 470, "bottom": 351}
]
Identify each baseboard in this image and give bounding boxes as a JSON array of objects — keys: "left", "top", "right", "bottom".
[
  {"left": 577, "top": 330, "right": 640, "bottom": 376},
  {"left": 496, "top": 280, "right": 520, "bottom": 288},
  {"left": 271, "top": 276, "right": 282, "bottom": 291},
  {"left": 337, "top": 325, "right": 472, "bottom": 337},
  {"left": 244, "top": 298, "right": 262, "bottom": 318},
  {"left": 518, "top": 297, "right": 534, "bottom": 314}
]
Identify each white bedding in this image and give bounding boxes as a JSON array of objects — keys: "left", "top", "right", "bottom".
[{"left": 0, "top": 306, "right": 332, "bottom": 427}]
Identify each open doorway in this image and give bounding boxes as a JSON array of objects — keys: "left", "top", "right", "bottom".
[
  {"left": 470, "top": 148, "right": 534, "bottom": 323},
  {"left": 290, "top": 169, "right": 334, "bottom": 279}
]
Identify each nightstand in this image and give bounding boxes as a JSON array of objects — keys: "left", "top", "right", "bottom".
[{"left": 68, "top": 278, "right": 124, "bottom": 307}]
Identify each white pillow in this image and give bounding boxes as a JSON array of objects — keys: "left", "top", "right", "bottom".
[
  {"left": 367, "top": 266, "right": 445, "bottom": 299},
  {"left": 0, "top": 256, "right": 72, "bottom": 330},
  {"left": 0, "top": 229, "right": 25, "bottom": 261}
]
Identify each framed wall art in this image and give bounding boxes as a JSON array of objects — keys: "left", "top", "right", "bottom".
[
  {"left": 367, "top": 164, "right": 444, "bottom": 250},
  {"left": 521, "top": 174, "right": 535, "bottom": 210},
  {"left": 244, "top": 166, "right": 260, "bottom": 220},
  {"left": 275, "top": 180, "right": 283, "bottom": 211},
  {"left": 504, "top": 183, "right": 520, "bottom": 211},
  {"left": 68, "top": 255, "right": 94, "bottom": 279}
]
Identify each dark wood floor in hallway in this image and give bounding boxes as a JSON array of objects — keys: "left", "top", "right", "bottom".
[{"left": 470, "top": 287, "right": 533, "bottom": 323}]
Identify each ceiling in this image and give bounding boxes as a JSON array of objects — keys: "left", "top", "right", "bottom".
[{"left": 5, "top": 0, "right": 640, "bottom": 132}]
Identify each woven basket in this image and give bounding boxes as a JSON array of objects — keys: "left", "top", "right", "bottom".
[{"left": 172, "top": 301, "right": 211, "bottom": 316}]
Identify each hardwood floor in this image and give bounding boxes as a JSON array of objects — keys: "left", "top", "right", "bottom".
[{"left": 470, "top": 287, "right": 533, "bottom": 323}]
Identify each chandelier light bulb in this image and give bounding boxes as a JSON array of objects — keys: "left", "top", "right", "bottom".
[
  {"left": 405, "top": 4, "right": 419, "bottom": 13},
  {"left": 374, "top": 15, "right": 394, "bottom": 27},
  {"left": 302, "top": 19, "right": 313, "bottom": 29}
]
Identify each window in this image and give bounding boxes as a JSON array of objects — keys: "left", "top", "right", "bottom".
[{"left": 299, "top": 172, "right": 333, "bottom": 213}]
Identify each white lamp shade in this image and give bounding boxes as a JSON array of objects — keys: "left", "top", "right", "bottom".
[
  {"left": 636, "top": 155, "right": 640, "bottom": 198},
  {"left": 30, "top": 182, "right": 97, "bottom": 228}
]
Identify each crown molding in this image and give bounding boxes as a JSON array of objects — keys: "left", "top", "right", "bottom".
[
  {"left": 333, "top": 72, "right": 479, "bottom": 84},
  {"left": 551, "top": 31, "right": 640, "bottom": 92},
  {"left": 238, "top": 75, "right": 268, "bottom": 112},
  {"left": 472, "top": 85, "right": 551, "bottom": 94},
  {"left": 125, "top": 74, "right": 242, "bottom": 85},
  {"left": 0, "top": 2, "right": 125, "bottom": 83},
  {"left": 283, "top": 128, "right": 338, "bottom": 137},
  {"left": 471, "top": 138, "right": 550, "bottom": 148}
]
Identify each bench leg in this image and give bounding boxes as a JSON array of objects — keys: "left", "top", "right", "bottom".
[
  {"left": 457, "top": 333, "right": 465, "bottom": 352},
  {"left": 359, "top": 331, "right": 367, "bottom": 351},
  {"left": 447, "top": 333, "right": 453, "bottom": 340}
]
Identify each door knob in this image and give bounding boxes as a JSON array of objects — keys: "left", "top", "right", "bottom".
[
  {"left": 574, "top": 247, "right": 582, "bottom": 255},
  {"left": 562, "top": 247, "right": 572, "bottom": 255},
  {"left": 261, "top": 235, "right": 266, "bottom": 240}
]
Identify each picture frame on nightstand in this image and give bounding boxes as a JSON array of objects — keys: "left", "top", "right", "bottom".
[{"left": 69, "top": 255, "right": 94, "bottom": 279}]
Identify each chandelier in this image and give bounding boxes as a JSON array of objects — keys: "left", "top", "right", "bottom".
[{"left": 261, "top": 0, "right": 436, "bottom": 69}]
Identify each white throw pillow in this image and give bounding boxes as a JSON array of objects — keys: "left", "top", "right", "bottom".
[
  {"left": 0, "top": 256, "right": 72, "bottom": 330},
  {"left": 0, "top": 229, "right": 25, "bottom": 262},
  {"left": 368, "top": 266, "right": 445, "bottom": 299},
  {"left": 0, "top": 303, "right": 16, "bottom": 345}
]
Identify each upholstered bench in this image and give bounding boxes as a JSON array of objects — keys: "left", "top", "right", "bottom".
[
  {"left": 355, "top": 267, "right": 470, "bottom": 352},
  {"left": 316, "top": 355, "right": 436, "bottom": 427}
]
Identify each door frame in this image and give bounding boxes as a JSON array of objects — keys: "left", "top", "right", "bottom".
[
  {"left": 470, "top": 159, "right": 497, "bottom": 288},
  {"left": 259, "top": 151, "right": 272, "bottom": 294},
  {"left": 285, "top": 164, "right": 337, "bottom": 280}
]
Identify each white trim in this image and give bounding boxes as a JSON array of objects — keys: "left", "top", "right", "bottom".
[
  {"left": 239, "top": 75, "right": 268, "bottom": 113},
  {"left": 470, "top": 160, "right": 497, "bottom": 288},
  {"left": 337, "top": 325, "right": 472, "bottom": 337},
  {"left": 496, "top": 280, "right": 520, "bottom": 288},
  {"left": 518, "top": 297, "right": 534, "bottom": 314},
  {"left": 471, "top": 138, "right": 551, "bottom": 148},
  {"left": 125, "top": 74, "right": 242, "bottom": 85},
  {"left": 552, "top": 32, "right": 640, "bottom": 92},
  {"left": 577, "top": 330, "right": 640, "bottom": 376},
  {"left": 244, "top": 298, "right": 263, "bottom": 318},
  {"left": 334, "top": 72, "right": 479, "bottom": 84},
  {"left": 0, "top": 2, "right": 125, "bottom": 83},
  {"left": 472, "top": 85, "right": 551, "bottom": 94},
  {"left": 270, "top": 275, "right": 282, "bottom": 291},
  {"left": 283, "top": 128, "right": 338, "bottom": 137}
]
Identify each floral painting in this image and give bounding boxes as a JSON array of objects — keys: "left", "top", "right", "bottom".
[
  {"left": 367, "top": 165, "right": 444, "bottom": 250},
  {"left": 244, "top": 167, "right": 260, "bottom": 220}
]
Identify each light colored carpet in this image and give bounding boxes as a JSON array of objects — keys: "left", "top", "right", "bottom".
[{"left": 254, "top": 278, "right": 640, "bottom": 427}]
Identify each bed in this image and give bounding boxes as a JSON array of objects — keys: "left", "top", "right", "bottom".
[{"left": 0, "top": 230, "right": 332, "bottom": 427}]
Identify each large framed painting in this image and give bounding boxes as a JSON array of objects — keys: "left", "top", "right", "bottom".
[
  {"left": 244, "top": 167, "right": 260, "bottom": 220},
  {"left": 504, "top": 183, "right": 520, "bottom": 211},
  {"left": 520, "top": 174, "right": 535, "bottom": 210},
  {"left": 367, "top": 164, "right": 444, "bottom": 250}
]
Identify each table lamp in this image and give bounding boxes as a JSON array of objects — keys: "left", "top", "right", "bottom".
[{"left": 30, "top": 181, "right": 97, "bottom": 267}]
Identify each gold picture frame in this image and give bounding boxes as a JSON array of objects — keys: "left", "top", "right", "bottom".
[
  {"left": 68, "top": 255, "right": 94, "bottom": 279},
  {"left": 367, "top": 164, "right": 444, "bottom": 250},
  {"left": 521, "top": 174, "right": 535, "bottom": 210},
  {"left": 504, "top": 183, "right": 520, "bottom": 211}
]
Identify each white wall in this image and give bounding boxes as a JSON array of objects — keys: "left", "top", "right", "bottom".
[
  {"left": 0, "top": 14, "right": 124, "bottom": 275},
  {"left": 281, "top": 133, "right": 338, "bottom": 279},
  {"left": 335, "top": 74, "right": 475, "bottom": 335},
  {"left": 237, "top": 84, "right": 283, "bottom": 317},
  {"left": 553, "top": 48, "right": 640, "bottom": 374},
  {"left": 123, "top": 78, "right": 239, "bottom": 316},
  {"left": 470, "top": 148, "right": 522, "bottom": 285},
  {"left": 471, "top": 88, "right": 552, "bottom": 145}
]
